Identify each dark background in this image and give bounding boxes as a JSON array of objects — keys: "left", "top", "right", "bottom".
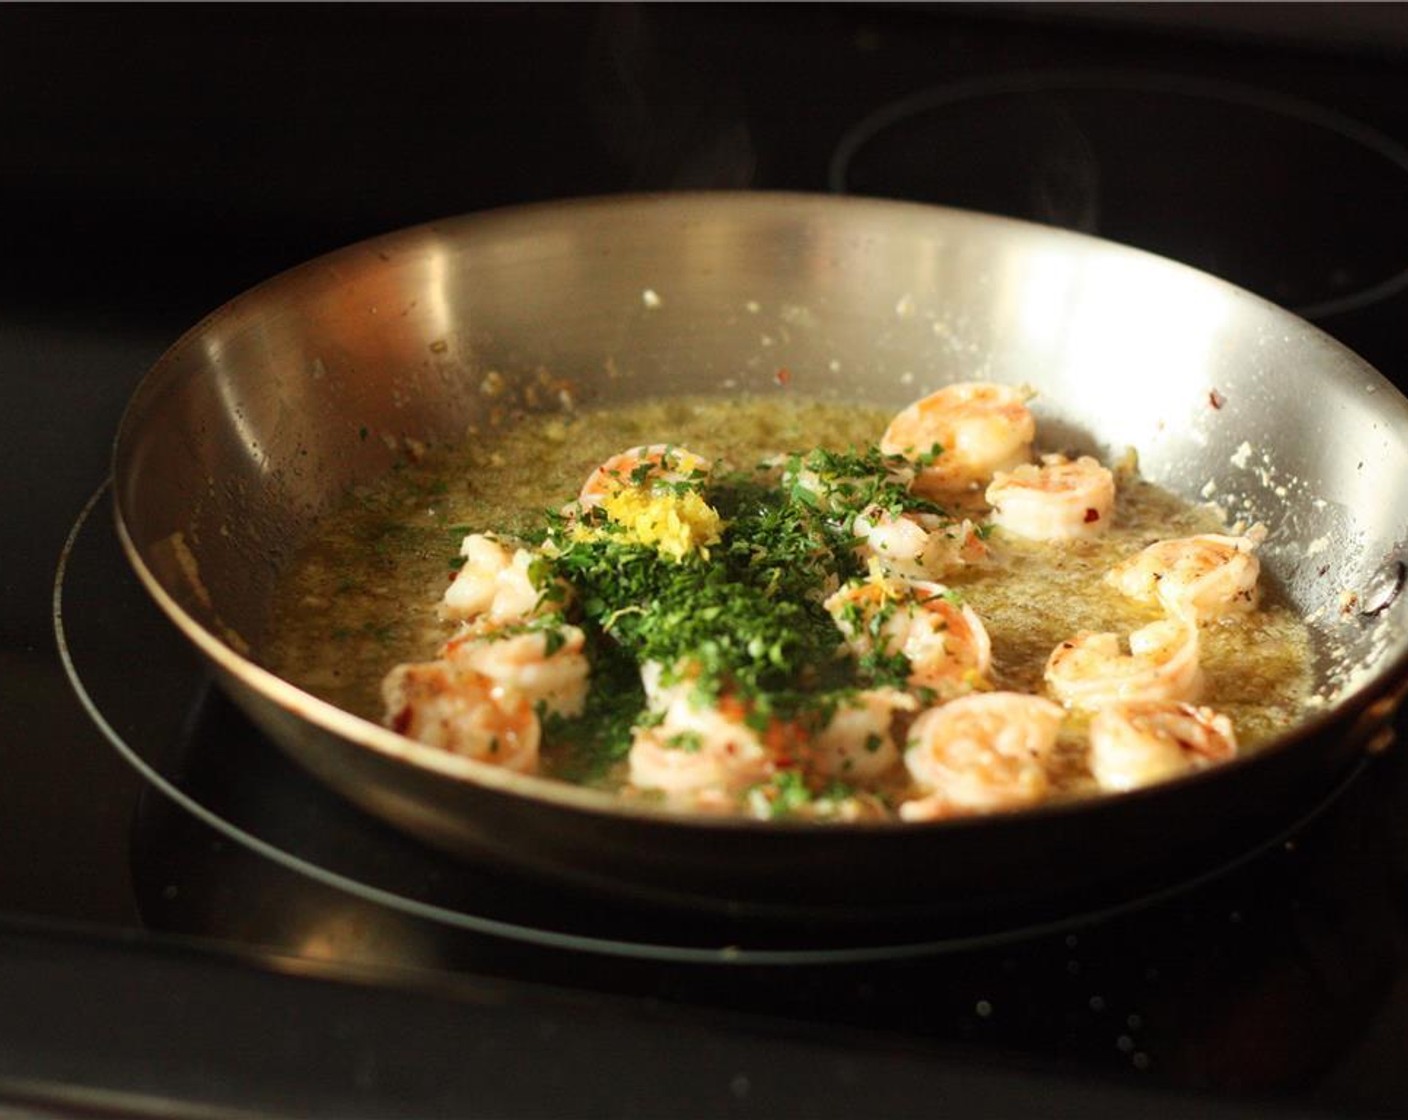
[{"left": 8, "top": 2, "right": 1408, "bottom": 326}]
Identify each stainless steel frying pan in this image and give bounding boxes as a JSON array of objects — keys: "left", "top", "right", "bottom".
[{"left": 111, "top": 192, "right": 1408, "bottom": 920}]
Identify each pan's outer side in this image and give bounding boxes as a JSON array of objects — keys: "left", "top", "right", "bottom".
[{"left": 113, "top": 193, "right": 1408, "bottom": 914}]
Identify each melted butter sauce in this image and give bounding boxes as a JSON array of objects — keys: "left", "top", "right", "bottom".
[{"left": 263, "top": 395, "right": 1314, "bottom": 808}]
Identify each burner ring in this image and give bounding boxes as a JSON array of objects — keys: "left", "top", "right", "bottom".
[{"left": 830, "top": 69, "right": 1408, "bottom": 320}]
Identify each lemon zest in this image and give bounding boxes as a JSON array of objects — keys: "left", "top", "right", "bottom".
[{"left": 601, "top": 488, "right": 724, "bottom": 562}]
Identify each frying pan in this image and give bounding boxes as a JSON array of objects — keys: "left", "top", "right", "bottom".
[{"left": 111, "top": 192, "right": 1408, "bottom": 922}]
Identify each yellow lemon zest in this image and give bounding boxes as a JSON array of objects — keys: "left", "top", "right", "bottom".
[
  {"left": 602, "top": 488, "right": 724, "bottom": 561},
  {"left": 569, "top": 522, "right": 608, "bottom": 545},
  {"left": 864, "top": 555, "right": 905, "bottom": 600}
]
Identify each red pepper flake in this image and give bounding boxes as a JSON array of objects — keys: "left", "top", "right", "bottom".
[
  {"left": 1084, "top": 508, "right": 1100, "bottom": 523},
  {"left": 775, "top": 367, "right": 792, "bottom": 387},
  {"left": 1208, "top": 389, "right": 1226, "bottom": 410}
]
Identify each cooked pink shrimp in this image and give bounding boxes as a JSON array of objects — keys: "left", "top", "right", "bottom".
[
  {"left": 1089, "top": 700, "right": 1237, "bottom": 791},
  {"left": 879, "top": 382, "right": 1036, "bottom": 496},
  {"left": 805, "top": 687, "right": 917, "bottom": 782},
  {"left": 381, "top": 661, "right": 540, "bottom": 772},
  {"left": 899, "top": 692, "right": 1065, "bottom": 820},
  {"left": 626, "top": 690, "right": 777, "bottom": 809},
  {"left": 1105, "top": 529, "right": 1264, "bottom": 623},
  {"left": 441, "top": 532, "right": 545, "bottom": 624},
  {"left": 824, "top": 575, "right": 992, "bottom": 697},
  {"left": 985, "top": 454, "right": 1116, "bottom": 541},
  {"left": 577, "top": 443, "right": 711, "bottom": 510},
  {"left": 442, "top": 624, "right": 590, "bottom": 719},
  {"left": 1045, "top": 619, "right": 1202, "bottom": 709},
  {"left": 903, "top": 587, "right": 994, "bottom": 695},
  {"left": 853, "top": 505, "right": 988, "bottom": 581}
]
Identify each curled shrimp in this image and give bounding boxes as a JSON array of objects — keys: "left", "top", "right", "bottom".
[
  {"left": 824, "top": 573, "right": 992, "bottom": 697},
  {"left": 443, "top": 623, "right": 590, "bottom": 719},
  {"left": 381, "top": 660, "right": 540, "bottom": 772},
  {"left": 1089, "top": 700, "right": 1238, "bottom": 792},
  {"left": 899, "top": 692, "right": 1065, "bottom": 820},
  {"left": 985, "top": 454, "right": 1116, "bottom": 541},
  {"left": 1105, "top": 529, "right": 1264, "bottom": 623},
  {"left": 805, "top": 687, "right": 917, "bottom": 782},
  {"left": 903, "top": 586, "right": 993, "bottom": 695},
  {"left": 1045, "top": 619, "right": 1202, "bottom": 709},
  {"left": 880, "top": 382, "right": 1036, "bottom": 496},
  {"left": 853, "top": 505, "right": 988, "bottom": 581},
  {"left": 441, "top": 532, "right": 546, "bottom": 624},
  {"left": 626, "top": 689, "right": 778, "bottom": 810},
  {"left": 577, "top": 444, "right": 712, "bottom": 510}
]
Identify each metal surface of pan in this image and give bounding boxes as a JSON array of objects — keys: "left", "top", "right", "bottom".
[{"left": 111, "top": 192, "right": 1408, "bottom": 919}]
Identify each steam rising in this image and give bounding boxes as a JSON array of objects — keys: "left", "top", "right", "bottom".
[{"left": 581, "top": 5, "right": 757, "bottom": 190}]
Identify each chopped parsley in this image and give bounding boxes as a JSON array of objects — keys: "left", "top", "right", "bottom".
[
  {"left": 745, "top": 769, "right": 868, "bottom": 820},
  {"left": 498, "top": 440, "right": 983, "bottom": 794},
  {"left": 529, "top": 444, "right": 964, "bottom": 728}
]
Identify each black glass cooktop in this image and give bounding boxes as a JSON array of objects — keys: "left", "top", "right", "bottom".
[{"left": 6, "top": 4, "right": 1408, "bottom": 1116}]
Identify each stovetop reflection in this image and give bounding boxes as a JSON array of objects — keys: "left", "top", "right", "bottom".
[
  {"left": 129, "top": 738, "right": 1408, "bottom": 1097},
  {"left": 58, "top": 482, "right": 1408, "bottom": 1099}
]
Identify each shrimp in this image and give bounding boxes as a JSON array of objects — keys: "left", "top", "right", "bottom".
[
  {"left": 805, "top": 687, "right": 917, "bottom": 782},
  {"left": 1105, "top": 529, "right": 1264, "bottom": 623},
  {"left": 824, "top": 573, "right": 992, "bottom": 697},
  {"left": 381, "top": 660, "right": 540, "bottom": 772},
  {"left": 899, "top": 692, "right": 1065, "bottom": 820},
  {"left": 1089, "top": 700, "right": 1237, "bottom": 791},
  {"left": 879, "top": 382, "right": 1036, "bottom": 496},
  {"left": 441, "top": 532, "right": 546, "bottom": 624},
  {"left": 577, "top": 444, "right": 712, "bottom": 510},
  {"left": 626, "top": 689, "right": 778, "bottom": 810},
  {"left": 1045, "top": 619, "right": 1202, "bottom": 709},
  {"left": 853, "top": 505, "right": 988, "bottom": 581},
  {"left": 985, "top": 453, "right": 1116, "bottom": 541},
  {"left": 902, "top": 587, "right": 994, "bottom": 695},
  {"left": 442, "top": 623, "right": 590, "bottom": 719}
]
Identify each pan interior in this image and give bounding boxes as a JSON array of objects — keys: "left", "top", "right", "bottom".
[{"left": 113, "top": 193, "right": 1408, "bottom": 827}]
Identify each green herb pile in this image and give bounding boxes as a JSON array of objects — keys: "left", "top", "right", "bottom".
[{"left": 528, "top": 445, "right": 950, "bottom": 782}]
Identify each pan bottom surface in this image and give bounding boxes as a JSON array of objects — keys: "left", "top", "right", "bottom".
[{"left": 57, "top": 482, "right": 1374, "bottom": 965}]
